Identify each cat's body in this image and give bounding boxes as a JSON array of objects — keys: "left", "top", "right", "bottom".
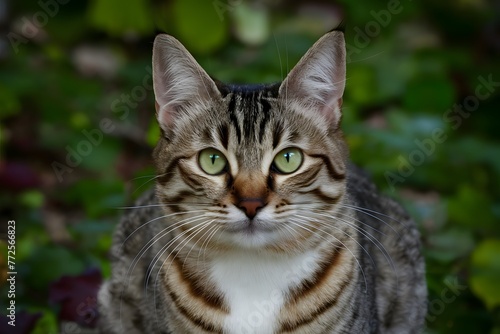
[{"left": 98, "top": 30, "right": 427, "bottom": 334}]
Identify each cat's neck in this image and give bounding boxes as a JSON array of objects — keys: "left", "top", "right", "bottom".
[
  {"left": 208, "top": 248, "right": 324, "bottom": 333},
  {"left": 205, "top": 236, "right": 357, "bottom": 333}
]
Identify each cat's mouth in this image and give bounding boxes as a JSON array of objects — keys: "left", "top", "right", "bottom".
[{"left": 224, "top": 218, "right": 276, "bottom": 234}]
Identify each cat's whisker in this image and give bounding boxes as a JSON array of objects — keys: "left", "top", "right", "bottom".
[
  {"left": 143, "top": 215, "right": 211, "bottom": 284},
  {"left": 272, "top": 32, "right": 284, "bottom": 82},
  {"left": 120, "top": 209, "right": 208, "bottom": 248},
  {"left": 291, "top": 202, "right": 387, "bottom": 236},
  {"left": 151, "top": 220, "right": 215, "bottom": 324},
  {"left": 341, "top": 204, "right": 408, "bottom": 234},
  {"left": 119, "top": 215, "right": 203, "bottom": 327},
  {"left": 133, "top": 173, "right": 169, "bottom": 195},
  {"left": 293, "top": 213, "right": 376, "bottom": 270},
  {"left": 287, "top": 218, "right": 368, "bottom": 292},
  {"left": 305, "top": 211, "right": 397, "bottom": 280},
  {"left": 144, "top": 217, "right": 210, "bottom": 294},
  {"left": 182, "top": 220, "right": 216, "bottom": 269},
  {"left": 197, "top": 223, "right": 222, "bottom": 266},
  {"left": 114, "top": 204, "right": 164, "bottom": 210},
  {"left": 122, "top": 213, "right": 209, "bottom": 303},
  {"left": 276, "top": 221, "right": 301, "bottom": 250},
  {"left": 128, "top": 174, "right": 158, "bottom": 181},
  {"left": 348, "top": 50, "right": 386, "bottom": 63},
  {"left": 114, "top": 202, "right": 213, "bottom": 210},
  {"left": 148, "top": 220, "right": 213, "bottom": 326}
]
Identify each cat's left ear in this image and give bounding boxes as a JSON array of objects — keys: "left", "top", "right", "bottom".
[
  {"left": 152, "top": 34, "right": 221, "bottom": 131},
  {"left": 279, "top": 30, "right": 346, "bottom": 128}
]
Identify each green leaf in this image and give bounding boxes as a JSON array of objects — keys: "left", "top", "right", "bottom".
[
  {"left": 24, "top": 246, "right": 86, "bottom": 289},
  {"left": 470, "top": 239, "right": 500, "bottom": 309},
  {"left": 172, "top": 0, "right": 228, "bottom": 54},
  {"left": 426, "top": 228, "right": 474, "bottom": 263},
  {"left": 448, "top": 185, "right": 496, "bottom": 229},
  {"left": 232, "top": 3, "right": 269, "bottom": 45},
  {"left": 403, "top": 75, "right": 456, "bottom": 112},
  {"left": 0, "top": 85, "right": 21, "bottom": 119},
  {"left": 345, "top": 65, "right": 377, "bottom": 105},
  {"left": 19, "top": 191, "right": 44, "bottom": 209},
  {"left": 146, "top": 119, "right": 160, "bottom": 147},
  {"left": 88, "top": 0, "right": 154, "bottom": 36},
  {"left": 31, "top": 311, "right": 58, "bottom": 334}
]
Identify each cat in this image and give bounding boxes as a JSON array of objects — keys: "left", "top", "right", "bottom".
[{"left": 97, "top": 28, "right": 427, "bottom": 334}]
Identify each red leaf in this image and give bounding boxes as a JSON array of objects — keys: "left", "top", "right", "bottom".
[
  {"left": 0, "top": 161, "right": 40, "bottom": 192},
  {"left": 49, "top": 268, "right": 102, "bottom": 328},
  {"left": 0, "top": 311, "right": 41, "bottom": 334}
]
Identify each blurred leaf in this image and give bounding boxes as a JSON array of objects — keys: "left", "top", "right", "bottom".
[
  {"left": 345, "top": 65, "right": 377, "bottom": 105},
  {"left": 0, "top": 311, "right": 41, "bottom": 334},
  {"left": 448, "top": 185, "right": 496, "bottom": 229},
  {"left": 31, "top": 311, "right": 58, "bottom": 334},
  {"left": 0, "top": 162, "right": 40, "bottom": 192},
  {"left": 89, "top": 0, "right": 154, "bottom": 36},
  {"left": 146, "top": 119, "right": 160, "bottom": 147},
  {"left": 49, "top": 268, "right": 102, "bottom": 328},
  {"left": 232, "top": 3, "right": 270, "bottom": 45},
  {"left": 426, "top": 228, "right": 475, "bottom": 262},
  {"left": 78, "top": 139, "right": 121, "bottom": 172},
  {"left": 0, "top": 85, "right": 20, "bottom": 119},
  {"left": 404, "top": 75, "right": 456, "bottom": 112},
  {"left": 19, "top": 190, "right": 44, "bottom": 209},
  {"left": 172, "top": 0, "right": 228, "bottom": 54},
  {"left": 65, "top": 179, "right": 123, "bottom": 217},
  {"left": 24, "top": 247, "right": 86, "bottom": 290},
  {"left": 470, "top": 240, "right": 500, "bottom": 309},
  {"left": 70, "top": 112, "right": 91, "bottom": 130}
]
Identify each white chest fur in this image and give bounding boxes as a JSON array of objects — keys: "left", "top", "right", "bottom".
[{"left": 209, "top": 249, "right": 322, "bottom": 334}]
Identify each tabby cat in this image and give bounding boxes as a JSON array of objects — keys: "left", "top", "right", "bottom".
[{"left": 98, "top": 29, "right": 427, "bottom": 334}]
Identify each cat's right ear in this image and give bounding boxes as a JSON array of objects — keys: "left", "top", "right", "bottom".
[{"left": 152, "top": 34, "right": 220, "bottom": 131}]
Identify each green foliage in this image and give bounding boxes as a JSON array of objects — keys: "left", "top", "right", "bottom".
[
  {"left": 2, "top": 0, "right": 499, "bottom": 333},
  {"left": 172, "top": 0, "right": 228, "bottom": 54},
  {"left": 471, "top": 240, "right": 500, "bottom": 310},
  {"left": 89, "top": 0, "right": 154, "bottom": 35}
]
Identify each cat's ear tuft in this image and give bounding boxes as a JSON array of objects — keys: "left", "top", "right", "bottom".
[
  {"left": 152, "top": 34, "right": 220, "bottom": 130},
  {"left": 279, "top": 31, "right": 346, "bottom": 127}
]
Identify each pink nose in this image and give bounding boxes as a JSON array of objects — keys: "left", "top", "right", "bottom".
[{"left": 238, "top": 198, "right": 265, "bottom": 219}]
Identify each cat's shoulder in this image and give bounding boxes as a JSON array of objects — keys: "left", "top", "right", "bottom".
[{"left": 346, "top": 162, "right": 412, "bottom": 225}]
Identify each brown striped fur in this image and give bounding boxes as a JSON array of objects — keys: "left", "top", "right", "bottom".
[{"left": 98, "top": 29, "right": 427, "bottom": 333}]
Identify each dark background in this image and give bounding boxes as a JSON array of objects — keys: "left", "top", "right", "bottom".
[{"left": 0, "top": 0, "right": 499, "bottom": 333}]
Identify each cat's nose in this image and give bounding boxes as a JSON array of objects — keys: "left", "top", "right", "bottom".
[{"left": 237, "top": 198, "right": 266, "bottom": 219}]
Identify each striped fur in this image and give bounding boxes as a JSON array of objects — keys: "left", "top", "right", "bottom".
[{"left": 98, "top": 30, "right": 427, "bottom": 334}]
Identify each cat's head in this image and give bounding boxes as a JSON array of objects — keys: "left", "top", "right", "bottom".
[{"left": 152, "top": 30, "right": 347, "bottom": 251}]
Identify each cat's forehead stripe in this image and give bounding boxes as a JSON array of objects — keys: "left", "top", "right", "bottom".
[
  {"left": 227, "top": 94, "right": 241, "bottom": 143},
  {"left": 225, "top": 87, "right": 277, "bottom": 146}
]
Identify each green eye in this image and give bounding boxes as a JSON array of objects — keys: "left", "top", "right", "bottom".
[
  {"left": 198, "top": 148, "right": 228, "bottom": 175},
  {"left": 273, "top": 148, "right": 303, "bottom": 174}
]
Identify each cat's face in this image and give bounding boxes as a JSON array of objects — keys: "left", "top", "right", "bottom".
[{"left": 152, "top": 31, "right": 347, "bottom": 250}]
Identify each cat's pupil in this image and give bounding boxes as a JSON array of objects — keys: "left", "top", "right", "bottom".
[
  {"left": 210, "top": 154, "right": 217, "bottom": 164},
  {"left": 285, "top": 152, "right": 292, "bottom": 162}
]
